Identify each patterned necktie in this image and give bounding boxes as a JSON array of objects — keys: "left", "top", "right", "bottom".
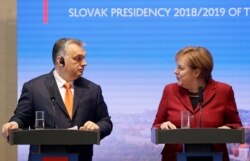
[{"left": 64, "top": 82, "right": 73, "bottom": 119}]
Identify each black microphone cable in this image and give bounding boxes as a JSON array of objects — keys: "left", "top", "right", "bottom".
[{"left": 198, "top": 86, "right": 204, "bottom": 128}]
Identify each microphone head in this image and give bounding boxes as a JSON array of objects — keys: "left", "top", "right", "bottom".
[{"left": 51, "top": 96, "right": 55, "bottom": 102}]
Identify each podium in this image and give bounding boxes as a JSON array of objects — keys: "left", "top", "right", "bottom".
[
  {"left": 151, "top": 128, "right": 245, "bottom": 161},
  {"left": 8, "top": 129, "right": 100, "bottom": 161}
]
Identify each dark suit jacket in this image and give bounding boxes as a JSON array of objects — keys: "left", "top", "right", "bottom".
[
  {"left": 153, "top": 79, "right": 242, "bottom": 161},
  {"left": 10, "top": 70, "right": 113, "bottom": 161}
]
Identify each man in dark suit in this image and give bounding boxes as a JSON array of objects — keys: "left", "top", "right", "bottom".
[{"left": 2, "top": 38, "right": 113, "bottom": 161}]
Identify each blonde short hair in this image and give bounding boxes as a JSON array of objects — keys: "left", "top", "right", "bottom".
[{"left": 175, "top": 46, "right": 213, "bottom": 83}]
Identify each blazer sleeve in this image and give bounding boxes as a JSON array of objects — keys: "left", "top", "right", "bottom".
[
  {"left": 223, "top": 86, "right": 242, "bottom": 129},
  {"left": 95, "top": 85, "right": 113, "bottom": 139},
  {"left": 10, "top": 82, "right": 35, "bottom": 128},
  {"left": 152, "top": 86, "right": 169, "bottom": 129}
]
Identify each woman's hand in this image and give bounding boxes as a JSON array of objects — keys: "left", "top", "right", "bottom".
[
  {"left": 160, "top": 121, "right": 177, "bottom": 130},
  {"left": 218, "top": 126, "right": 231, "bottom": 129}
]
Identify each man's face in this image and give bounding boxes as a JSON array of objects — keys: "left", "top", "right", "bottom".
[{"left": 63, "top": 43, "right": 87, "bottom": 81}]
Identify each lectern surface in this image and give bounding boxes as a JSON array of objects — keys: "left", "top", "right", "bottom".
[
  {"left": 151, "top": 128, "right": 245, "bottom": 144},
  {"left": 8, "top": 129, "right": 100, "bottom": 145}
]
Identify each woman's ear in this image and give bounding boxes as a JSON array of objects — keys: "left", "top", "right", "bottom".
[{"left": 194, "top": 68, "right": 201, "bottom": 78}]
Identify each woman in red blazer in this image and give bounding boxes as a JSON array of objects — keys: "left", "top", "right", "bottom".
[{"left": 152, "top": 46, "right": 242, "bottom": 161}]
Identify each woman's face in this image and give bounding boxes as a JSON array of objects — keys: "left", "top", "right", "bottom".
[{"left": 174, "top": 55, "right": 197, "bottom": 90}]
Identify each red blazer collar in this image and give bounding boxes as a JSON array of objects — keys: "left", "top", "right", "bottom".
[
  {"left": 203, "top": 79, "right": 216, "bottom": 107},
  {"left": 176, "top": 79, "right": 216, "bottom": 112}
]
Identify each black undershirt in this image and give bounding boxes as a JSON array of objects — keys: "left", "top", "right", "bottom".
[{"left": 189, "top": 96, "right": 200, "bottom": 110}]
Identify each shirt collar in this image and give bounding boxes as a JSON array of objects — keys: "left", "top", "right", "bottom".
[{"left": 53, "top": 70, "right": 73, "bottom": 88}]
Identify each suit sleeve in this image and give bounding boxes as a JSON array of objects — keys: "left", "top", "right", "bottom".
[
  {"left": 96, "top": 85, "right": 113, "bottom": 139},
  {"left": 10, "top": 82, "right": 35, "bottom": 128}
]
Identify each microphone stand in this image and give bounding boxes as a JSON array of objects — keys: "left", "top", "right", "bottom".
[
  {"left": 48, "top": 80, "right": 57, "bottom": 128},
  {"left": 50, "top": 97, "right": 57, "bottom": 128},
  {"left": 199, "top": 101, "right": 203, "bottom": 128},
  {"left": 198, "top": 86, "right": 203, "bottom": 128}
]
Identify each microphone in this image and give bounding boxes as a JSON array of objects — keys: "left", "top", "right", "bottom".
[
  {"left": 198, "top": 86, "right": 203, "bottom": 128},
  {"left": 48, "top": 80, "right": 57, "bottom": 128}
]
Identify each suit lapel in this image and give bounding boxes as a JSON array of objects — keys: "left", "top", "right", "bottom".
[
  {"left": 72, "top": 78, "right": 89, "bottom": 118},
  {"left": 72, "top": 85, "right": 82, "bottom": 117},
  {"left": 203, "top": 80, "right": 216, "bottom": 107},
  {"left": 44, "top": 71, "right": 69, "bottom": 117},
  {"left": 176, "top": 80, "right": 216, "bottom": 113},
  {"left": 176, "top": 88, "right": 194, "bottom": 112}
]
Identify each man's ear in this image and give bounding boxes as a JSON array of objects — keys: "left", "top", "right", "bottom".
[{"left": 56, "top": 56, "right": 65, "bottom": 67}]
